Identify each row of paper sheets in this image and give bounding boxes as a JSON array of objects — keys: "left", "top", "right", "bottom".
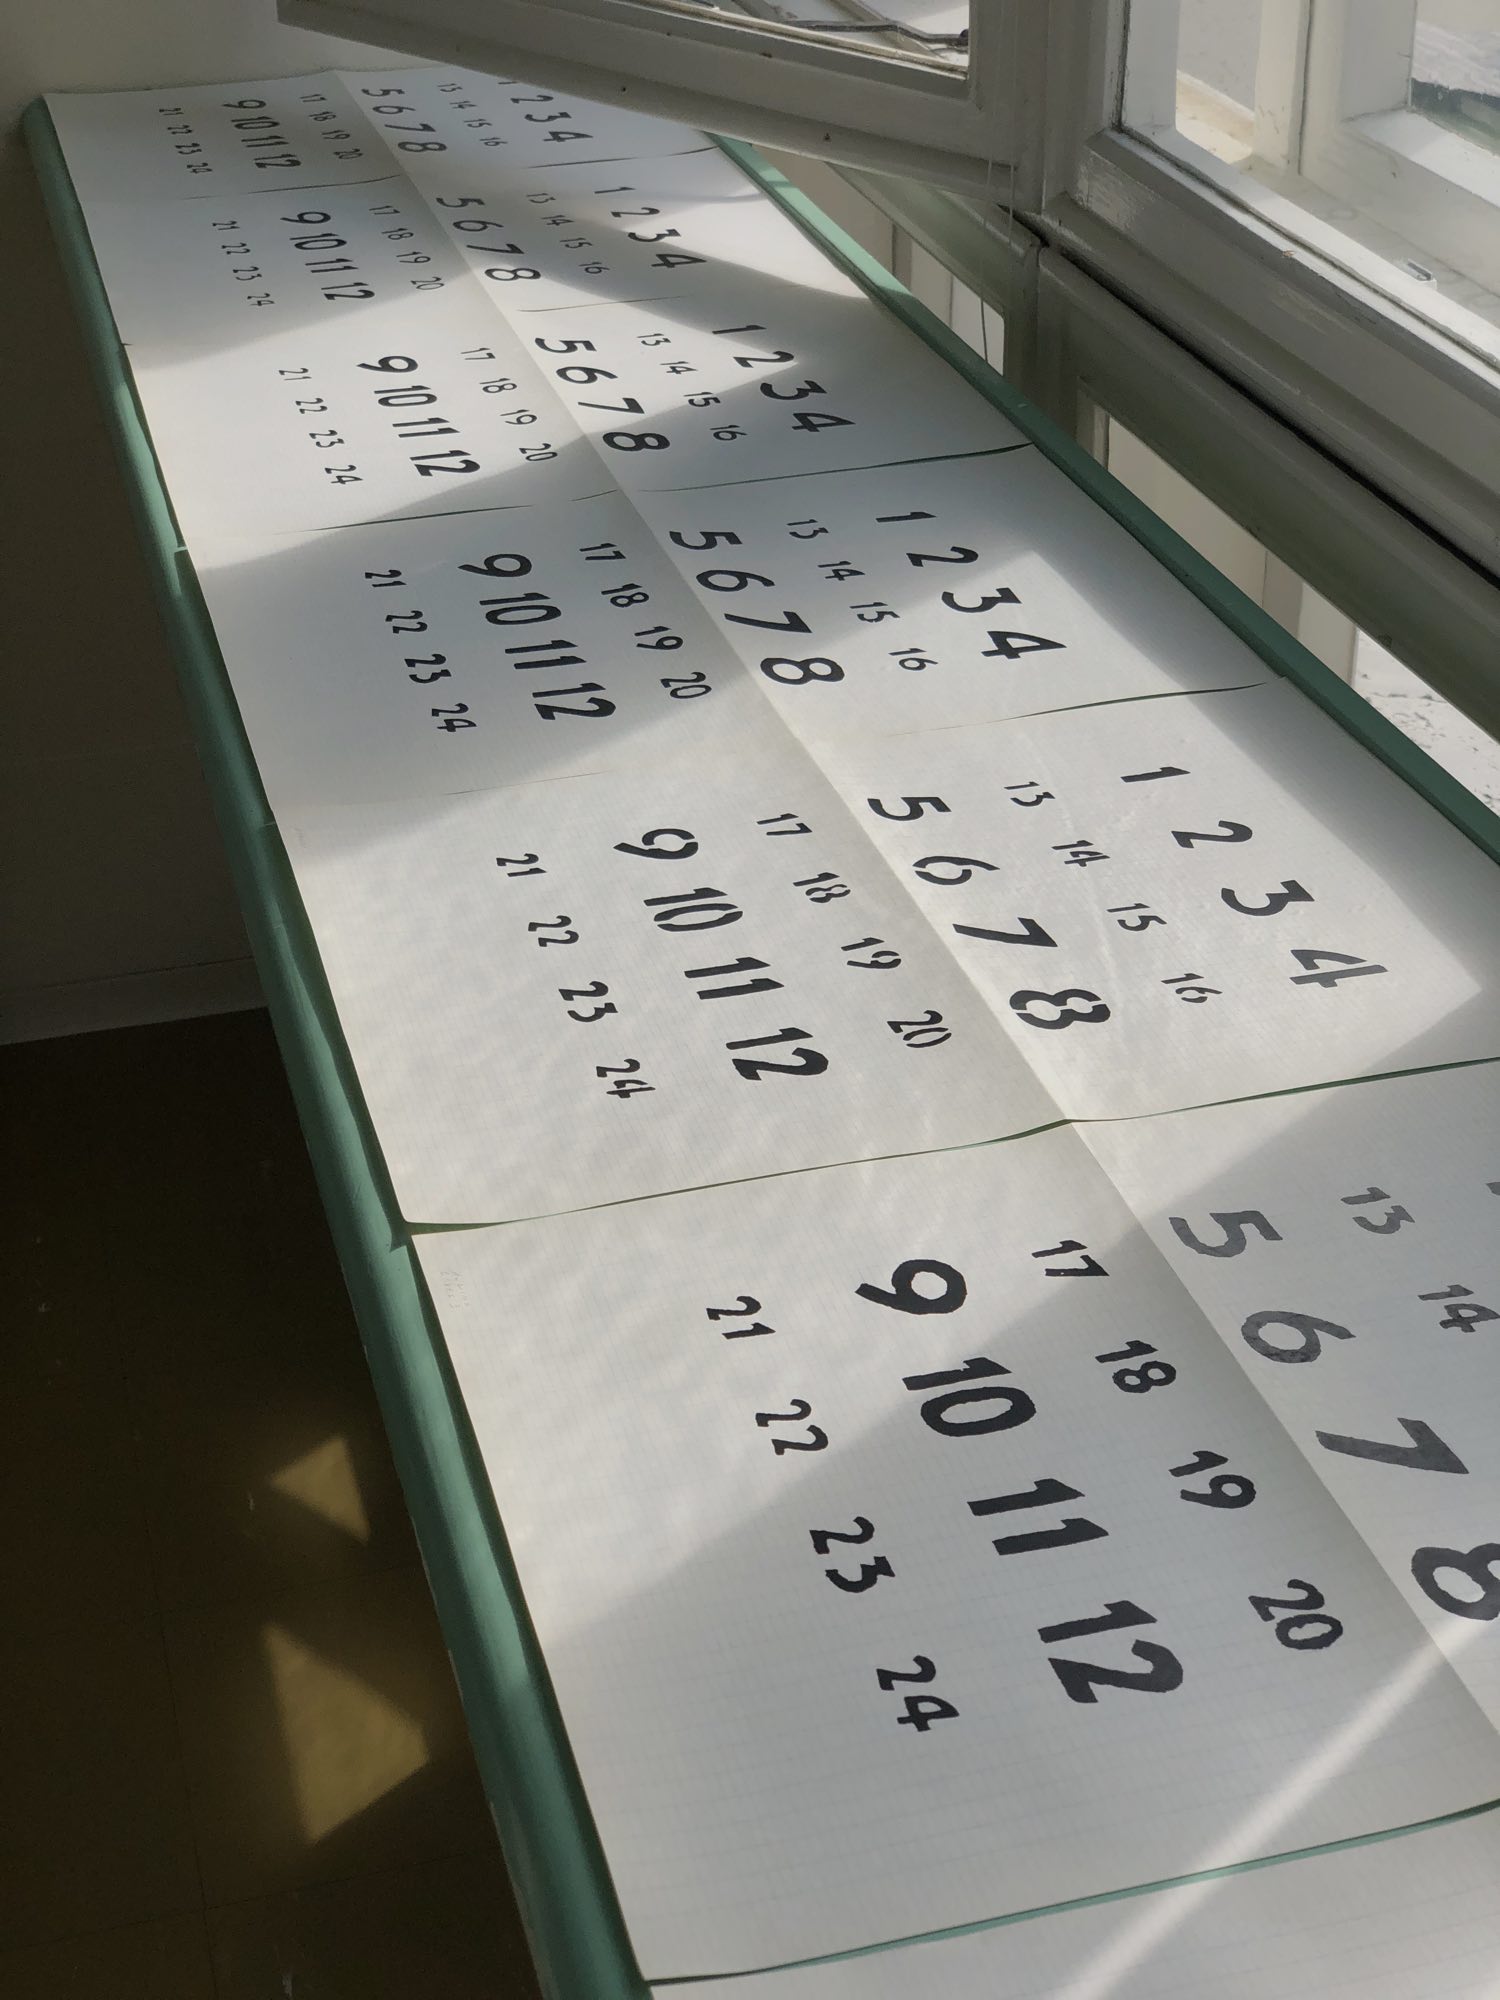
[
  {"left": 281, "top": 678, "right": 1500, "bottom": 1224},
  {"left": 57, "top": 74, "right": 1500, "bottom": 1228},
  {"left": 49, "top": 72, "right": 1500, "bottom": 1991},
  {"left": 47, "top": 67, "right": 715, "bottom": 200},
  {"left": 57, "top": 74, "right": 1027, "bottom": 533},
  {"left": 416, "top": 1064, "right": 1500, "bottom": 1974}
]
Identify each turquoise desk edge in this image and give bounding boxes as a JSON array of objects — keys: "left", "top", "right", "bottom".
[
  {"left": 22, "top": 97, "right": 647, "bottom": 2000},
  {"left": 24, "top": 91, "right": 1500, "bottom": 1999}
]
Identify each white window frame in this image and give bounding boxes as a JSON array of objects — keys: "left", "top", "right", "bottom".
[
  {"left": 749, "top": 140, "right": 1500, "bottom": 746},
  {"left": 1034, "top": 0, "right": 1500, "bottom": 584},
  {"left": 745, "top": 5, "right": 1500, "bottom": 741},
  {"left": 281, "top": 0, "right": 1500, "bottom": 627},
  {"left": 1118, "top": 2, "right": 1500, "bottom": 343},
  {"left": 1297, "top": 0, "right": 1500, "bottom": 297},
  {"left": 1032, "top": 247, "right": 1500, "bottom": 746},
  {"left": 746, "top": 146, "right": 1500, "bottom": 776},
  {"left": 282, "top": 0, "right": 1042, "bottom": 190}
]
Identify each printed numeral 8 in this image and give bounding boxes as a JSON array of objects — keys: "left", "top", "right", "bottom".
[
  {"left": 1412, "top": 1543, "right": 1500, "bottom": 1621},
  {"left": 1009, "top": 988, "right": 1111, "bottom": 1030},
  {"left": 760, "top": 655, "right": 844, "bottom": 686},
  {"left": 1115, "top": 1360, "right": 1176, "bottom": 1393}
]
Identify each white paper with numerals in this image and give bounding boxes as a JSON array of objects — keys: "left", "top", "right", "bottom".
[
  {"left": 47, "top": 75, "right": 382, "bottom": 201},
  {"left": 415, "top": 1133, "right": 1500, "bottom": 1977},
  {"left": 125, "top": 296, "right": 612, "bottom": 535},
  {"left": 822, "top": 681, "right": 1500, "bottom": 1115},
  {"left": 409, "top": 146, "right": 862, "bottom": 319},
  {"left": 78, "top": 177, "right": 477, "bottom": 345},
  {"left": 672, "top": 1810, "right": 1500, "bottom": 1999},
  {"left": 285, "top": 754, "right": 1056, "bottom": 1221},
  {"left": 48, "top": 84, "right": 1500, "bottom": 1988},
  {"left": 1085, "top": 1064, "right": 1500, "bottom": 1727},
  {"left": 193, "top": 493, "right": 793, "bottom": 809},
  {"left": 516, "top": 291, "right": 1024, "bottom": 490},
  {"left": 341, "top": 66, "right": 712, "bottom": 176},
  {"left": 635, "top": 453, "right": 1273, "bottom": 739}
]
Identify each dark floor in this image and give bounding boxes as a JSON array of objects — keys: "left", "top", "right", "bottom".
[{"left": 2, "top": 1010, "right": 543, "bottom": 1997}]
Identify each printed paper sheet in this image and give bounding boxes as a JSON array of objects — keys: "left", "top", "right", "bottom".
[
  {"left": 822, "top": 682, "right": 1500, "bottom": 1115},
  {"left": 80, "top": 175, "right": 476, "bottom": 345},
  {"left": 340, "top": 66, "right": 711, "bottom": 176},
  {"left": 636, "top": 452, "right": 1273, "bottom": 740},
  {"left": 1086, "top": 1064, "right": 1500, "bottom": 1725},
  {"left": 126, "top": 297, "right": 611, "bottom": 535},
  {"left": 193, "top": 492, "right": 791, "bottom": 809},
  {"left": 286, "top": 754, "right": 1056, "bottom": 1221},
  {"left": 48, "top": 74, "right": 382, "bottom": 201},
  {"left": 416, "top": 1133, "right": 1500, "bottom": 1975},
  {"left": 408, "top": 145, "right": 867, "bottom": 319},
  {"left": 514, "top": 290, "right": 1023, "bottom": 490}
]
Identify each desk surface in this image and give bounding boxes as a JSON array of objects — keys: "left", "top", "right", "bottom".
[{"left": 27, "top": 74, "right": 1500, "bottom": 1997}]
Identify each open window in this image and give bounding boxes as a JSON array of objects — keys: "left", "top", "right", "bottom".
[
  {"left": 280, "top": 0, "right": 1036, "bottom": 189},
  {"left": 1038, "top": 0, "right": 1500, "bottom": 584},
  {"left": 283, "top": 0, "right": 1500, "bottom": 589},
  {"left": 1119, "top": 0, "right": 1500, "bottom": 358}
]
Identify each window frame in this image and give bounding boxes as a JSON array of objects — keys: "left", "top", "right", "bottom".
[
  {"left": 1047, "top": 118, "right": 1500, "bottom": 579},
  {"left": 282, "top": 0, "right": 1040, "bottom": 190},
  {"left": 723, "top": 131, "right": 1500, "bottom": 853},
  {"left": 283, "top": 0, "right": 1500, "bottom": 589},
  {"left": 1031, "top": 0, "right": 1500, "bottom": 584},
  {"left": 1298, "top": 0, "right": 1500, "bottom": 296},
  {"left": 1032, "top": 245, "right": 1500, "bottom": 746},
  {"left": 1117, "top": 1, "right": 1500, "bottom": 343},
  {"left": 745, "top": 138, "right": 1500, "bottom": 749}
]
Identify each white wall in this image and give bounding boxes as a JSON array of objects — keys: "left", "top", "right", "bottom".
[{"left": 0, "top": 1, "right": 384, "bottom": 1040}]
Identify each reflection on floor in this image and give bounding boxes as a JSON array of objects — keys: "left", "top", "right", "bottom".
[{"left": 1, "top": 1010, "right": 542, "bottom": 1997}]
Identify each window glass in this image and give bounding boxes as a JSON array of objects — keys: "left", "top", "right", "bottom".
[
  {"left": 1413, "top": 5, "right": 1500, "bottom": 154},
  {"left": 1104, "top": 416, "right": 1500, "bottom": 805},
  {"left": 1123, "top": 0, "right": 1500, "bottom": 360},
  {"left": 746, "top": 0, "right": 969, "bottom": 71},
  {"left": 1353, "top": 632, "right": 1500, "bottom": 809}
]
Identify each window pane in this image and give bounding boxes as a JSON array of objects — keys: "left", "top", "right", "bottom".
[
  {"left": 1123, "top": 0, "right": 1500, "bottom": 360},
  {"left": 282, "top": 0, "right": 1001, "bottom": 184},
  {"left": 1353, "top": 632, "right": 1500, "bottom": 808},
  {"left": 948, "top": 277, "right": 1004, "bottom": 368},
  {"left": 1414, "top": 5, "right": 1500, "bottom": 155},
  {"left": 1171, "top": 0, "right": 1261, "bottom": 164},
  {"left": 1103, "top": 416, "right": 1500, "bottom": 806},
  {"left": 864, "top": 0, "right": 967, "bottom": 48},
  {"left": 755, "top": 149, "right": 1004, "bottom": 363},
  {"left": 756, "top": 145, "right": 900, "bottom": 262},
  {"left": 1105, "top": 419, "right": 1272, "bottom": 603},
  {"left": 709, "top": 0, "right": 969, "bottom": 73}
]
